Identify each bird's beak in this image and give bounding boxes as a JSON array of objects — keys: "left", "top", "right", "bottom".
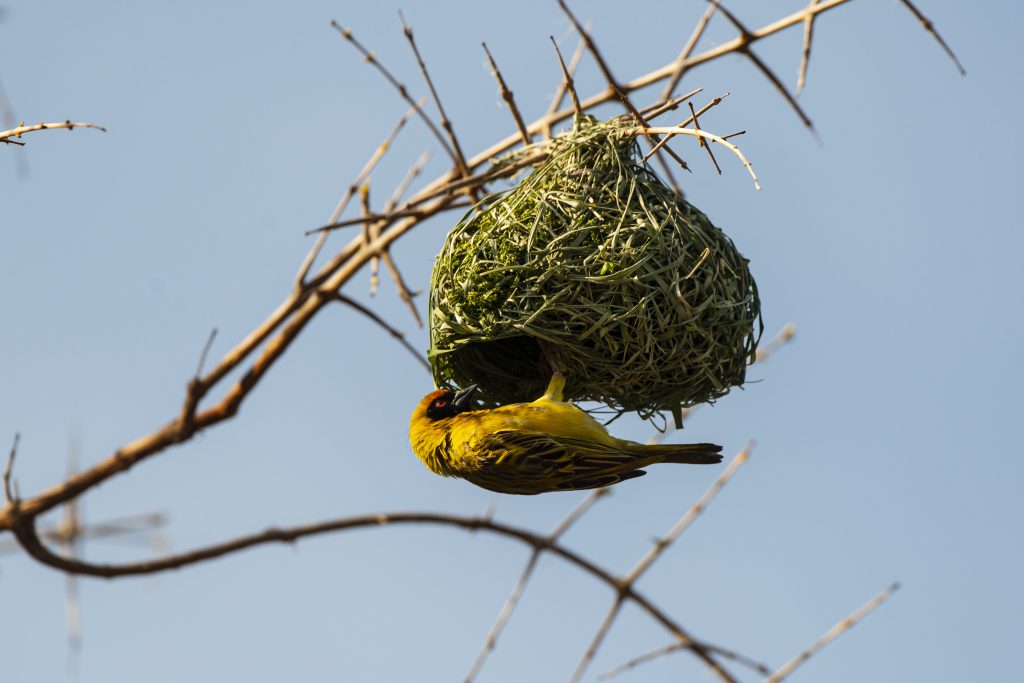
[{"left": 452, "top": 384, "right": 479, "bottom": 412}]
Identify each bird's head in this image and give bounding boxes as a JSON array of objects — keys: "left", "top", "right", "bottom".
[
  {"left": 410, "top": 385, "right": 481, "bottom": 477},
  {"left": 417, "top": 384, "right": 480, "bottom": 421}
]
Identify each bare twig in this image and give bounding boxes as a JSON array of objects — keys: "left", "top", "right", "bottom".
[
  {"left": 295, "top": 107, "right": 416, "bottom": 292},
  {"left": 543, "top": 27, "right": 587, "bottom": 139},
  {"left": 600, "top": 641, "right": 772, "bottom": 680},
  {"left": 557, "top": 0, "right": 691, "bottom": 172},
  {"left": 305, "top": 200, "right": 473, "bottom": 236},
  {"left": 64, "top": 570, "right": 81, "bottom": 655},
  {"left": 688, "top": 101, "right": 722, "bottom": 173},
  {"left": 465, "top": 490, "right": 609, "bottom": 683},
  {"left": 755, "top": 323, "right": 796, "bottom": 363},
  {"left": 296, "top": 232, "right": 330, "bottom": 290},
  {"left": 387, "top": 149, "right": 433, "bottom": 208},
  {"left": 194, "top": 328, "right": 218, "bottom": 379},
  {"left": 570, "top": 600, "right": 626, "bottom": 683},
  {"left": 1, "top": 121, "right": 105, "bottom": 145},
  {"left": 331, "top": 294, "right": 429, "bottom": 371},
  {"left": 796, "top": 0, "right": 822, "bottom": 95},
  {"left": 624, "top": 1, "right": 853, "bottom": 92},
  {"left": 715, "top": 2, "right": 817, "bottom": 137},
  {"left": 896, "top": 0, "right": 965, "bottom": 75},
  {"left": 482, "top": 43, "right": 531, "bottom": 146},
  {"left": 0, "top": 512, "right": 168, "bottom": 556},
  {"left": 369, "top": 149, "right": 435, "bottom": 327},
  {"left": 659, "top": 0, "right": 720, "bottom": 102},
  {"left": 381, "top": 251, "right": 423, "bottom": 327},
  {"left": 639, "top": 87, "right": 703, "bottom": 121},
  {"left": 327, "top": 105, "right": 418, "bottom": 226},
  {"left": 409, "top": 148, "right": 548, "bottom": 203},
  {"left": 296, "top": 106, "right": 420, "bottom": 294},
  {"left": 4, "top": 433, "right": 19, "bottom": 504},
  {"left": 639, "top": 126, "right": 759, "bottom": 189},
  {"left": 764, "top": 583, "right": 901, "bottom": 683},
  {"left": 178, "top": 328, "right": 220, "bottom": 434},
  {"left": 631, "top": 444, "right": 751, "bottom": 583},
  {"left": 550, "top": 37, "right": 583, "bottom": 118},
  {"left": 330, "top": 21, "right": 459, "bottom": 167},
  {"left": 63, "top": 512, "right": 167, "bottom": 542},
  {"left": 398, "top": 11, "right": 472, "bottom": 179},
  {"left": 360, "top": 182, "right": 379, "bottom": 296}
]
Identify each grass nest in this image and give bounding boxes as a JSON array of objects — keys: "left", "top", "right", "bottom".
[{"left": 428, "top": 116, "right": 761, "bottom": 422}]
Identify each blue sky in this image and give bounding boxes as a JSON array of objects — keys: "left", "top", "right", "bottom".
[{"left": 1, "top": 1, "right": 1020, "bottom": 681}]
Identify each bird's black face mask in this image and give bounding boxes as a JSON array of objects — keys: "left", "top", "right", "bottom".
[{"left": 426, "top": 385, "right": 479, "bottom": 420}]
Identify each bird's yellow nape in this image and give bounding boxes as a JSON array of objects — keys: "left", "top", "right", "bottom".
[{"left": 536, "top": 372, "right": 566, "bottom": 403}]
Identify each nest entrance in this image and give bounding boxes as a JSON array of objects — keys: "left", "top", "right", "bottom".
[
  {"left": 446, "top": 336, "right": 550, "bottom": 403},
  {"left": 428, "top": 116, "right": 761, "bottom": 421}
]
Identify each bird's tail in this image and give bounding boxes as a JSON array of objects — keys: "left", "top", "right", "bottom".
[{"left": 645, "top": 442, "right": 723, "bottom": 465}]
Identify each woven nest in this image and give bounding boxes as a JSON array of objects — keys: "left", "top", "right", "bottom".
[{"left": 428, "top": 116, "right": 761, "bottom": 422}]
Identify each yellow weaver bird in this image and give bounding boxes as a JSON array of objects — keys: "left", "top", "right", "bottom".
[{"left": 409, "top": 373, "right": 722, "bottom": 495}]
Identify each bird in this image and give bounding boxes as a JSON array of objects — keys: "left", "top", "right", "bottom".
[{"left": 409, "top": 372, "right": 722, "bottom": 495}]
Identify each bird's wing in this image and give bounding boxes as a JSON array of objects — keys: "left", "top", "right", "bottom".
[{"left": 476, "top": 430, "right": 647, "bottom": 492}]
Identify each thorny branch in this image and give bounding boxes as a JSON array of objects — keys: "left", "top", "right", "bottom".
[
  {"left": 4, "top": 0, "right": 959, "bottom": 678},
  {"left": 715, "top": 1, "right": 818, "bottom": 137}
]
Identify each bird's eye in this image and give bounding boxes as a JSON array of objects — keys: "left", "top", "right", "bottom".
[{"left": 426, "top": 394, "right": 456, "bottom": 420}]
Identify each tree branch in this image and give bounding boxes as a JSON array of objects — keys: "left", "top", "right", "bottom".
[{"left": 1, "top": 120, "right": 105, "bottom": 144}]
